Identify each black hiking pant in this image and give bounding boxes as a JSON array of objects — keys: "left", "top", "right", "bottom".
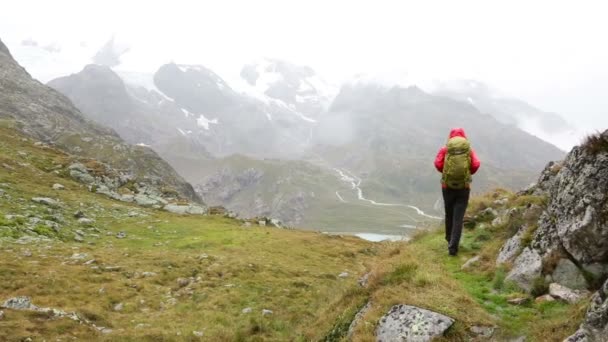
[{"left": 442, "top": 187, "right": 470, "bottom": 255}]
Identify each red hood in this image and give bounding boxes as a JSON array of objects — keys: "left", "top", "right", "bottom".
[{"left": 449, "top": 128, "right": 467, "bottom": 139}]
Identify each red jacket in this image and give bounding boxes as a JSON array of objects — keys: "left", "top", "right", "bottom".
[{"left": 434, "top": 128, "right": 481, "bottom": 188}]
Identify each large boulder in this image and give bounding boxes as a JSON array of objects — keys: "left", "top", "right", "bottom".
[
  {"left": 552, "top": 259, "right": 588, "bottom": 290},
  {"left": 375, "top": 304, "right": 454, "bottom": 342},
  {"left": 532, "top": 134, "right": 608, "bottom": 265},
  {"left": 505, "top": 248, "right": 542, "bottom": 292}
]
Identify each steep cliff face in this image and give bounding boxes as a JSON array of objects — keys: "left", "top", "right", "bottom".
[{"left": 500, "top": 130, "right": 608, "bottom": 341}]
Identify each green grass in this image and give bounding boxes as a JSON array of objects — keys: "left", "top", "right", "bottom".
[
  {"left": 403, "top": 207, "right": 586, "bottom": 341},
  {"left": 0, "top": 127, "right": 591, "bottom": 341}
]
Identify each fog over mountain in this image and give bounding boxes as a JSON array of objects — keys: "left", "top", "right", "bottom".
[
  {"left": 2, "top": 0, "right": 606, "bottom": 232},
  {"left": 2, "top": 0, "right": 607, "bottom": 149}
]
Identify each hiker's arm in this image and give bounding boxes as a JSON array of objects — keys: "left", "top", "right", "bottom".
[
  {"left": 434, "top": 147, "right": 447, "bottom": 172},
  {"left": 470, "top": 149, "right": 481, "bottom": 174}
]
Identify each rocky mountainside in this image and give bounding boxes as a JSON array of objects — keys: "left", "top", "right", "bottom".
[
  {"left": 238, "top": 58, "right": 336, "bottom": 120},
  {"left": 433, "top": 80, "right": 576, "bottom": 149},
  {"left": 485, "top": 130, "right": 608, "bottom": 341},
  {"left": 312, "top": 83, "right": 565, "bottom": 205},
  {"left": 46, "top": 54, "right": 567, "bottom": 232},
  {"left": 0, "top": 38, "right": 200, "bottom": 204}
]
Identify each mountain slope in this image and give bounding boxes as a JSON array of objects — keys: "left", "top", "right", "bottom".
[
  {"left": 0, "top": 38, "right": 199, "bottom": 203},
  {"left": 433, "top": 80, "right": 577, "bottom": 149},
  {"left": 311, "top": 83, "right": 565, "bottom": 206},
  {"left": 47, "top": 58, "right": 565, "bottom": 233}
]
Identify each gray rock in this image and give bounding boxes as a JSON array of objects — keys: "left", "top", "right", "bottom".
[
  {"left": 22, "top": 249, "right": 32, "bottom": 257},
  {"left": 507, "top": 297, "right": 530, "bottom": 306},
  {"left": 78, "top": 218, "right": 95, "bottom": 226},
  {"left": 258, "top": 220, "right": 267, "bottom": 226},
  {"left": 0, "top": 310, "right": 4, "bottom": 320},
  {"left": 74, "top": 234, "right": 84, "bottom": 242},
  {"left": 338, "top": 272, "right": 349, "bottom": 278},
  {"left": 177, "top": 278, "right": 190, "bottom": 288},
  {"left": 163, "top": 204, "right": 207, "bottom": 215},
  {"left": 461, "top": 255, "right": 481, "bottom": 270},
  {"left": 163, "top": 204, "right": 189, "bottom": 215},
  {"left": 116, "top": 232, "right": 127, "bottom": 239},
  {"left": 552, "top": 259, "right": 588, "bottom": 290},
  {"left": 1, "top": 296, "right": 37, "bottom": 310},
  {"left": 375, "top": 304, "right": 454, "bottom": 342},
  {"left": 134, "top": 194, "right": 160, "bottom": 207},
  {"left": 583, "top": 263, "right": 608, "bottom": 281},
  {"left": 187, "top": 205, "right": 206, "bottom": 215},
  {"left": 358, "top": 272, "right": 371, "bottom": 288},
  {"left": 69, "top": 164, "right": 95, "bottom": 184},
  {"left": 535, "top": 294, "right": 556, "bottom": 303},
  {"left": 193, "top": 331, "right": 204, "bottom": 337},
  {"left": 526, "top": 142, "right": 608, "bottom": 268},
  {"left": 470, "top": 325, "right": 495, "bottom": 338},
  {"left": 348, "top": 301, "right": 372, "bottom": 339},
  {"left": 116, "top": 194, "right": 133, "bottom": 202},
  {"left": 262, "top": 309, "right": 273, "bottom": 316},
  {"left": 127, "top": 211, "right": 140, "bottom": 217},
  {"left": 242, "top": 307, "right": 252, "bottom": 314},
  {"left": 31, "top": 197, "right": 60, "bottom": 208},
  {"left": 564, "top": 278, "right": 608, "bottom": 342},
  {"left": 113, "top": 303, "right": 124, "bottom": 312},
  {"left": 52, "top": 183, "right": 65, "bottom": 190},
  {"left": 71, "top": 253, "right": 88, "bottom": 260},
  {"left": 497, "top": 226, "right": 525, "bottom": 265},
  {"left": 506, "top": 248, "right": 542, "bottom": 292},
  {"left": 549, "top": 283, "right": 587, "bottom": 304},
  {"left": 491, "top": 216, "right": 503, "bottom": 227},
  {"left": 493, "top": 198, "right": 509, "bottom": 206},
  {"left": 508, "top": 337, "right": 527, "bottom": 342}
]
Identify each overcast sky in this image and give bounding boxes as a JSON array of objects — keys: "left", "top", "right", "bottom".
[{"left": 1, "top": 0, "right": 607, "bottom": 136}]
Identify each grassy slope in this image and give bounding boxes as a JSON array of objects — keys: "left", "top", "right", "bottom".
[{"left": 0, "top": 125, "right": 585, "bottom": 341}]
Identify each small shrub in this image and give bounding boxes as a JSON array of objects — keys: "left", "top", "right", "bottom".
[
  {"left": 512, "top": 195, "right": 547, "bottom": 208},
  {"left": 531, "top": 276, "right": 549, "bottom": 297},
  {"left": 582, "top": 131, "right": 608, "bottom": 155},
  {"left": 492, "top": 267, "right": 507, "bottom": 290},
  {"left": 79, "top": 309, "right": 113, "bottom": 328},
  {"left": 520, "top": 224, "right": 539, "bottom": 247},
  {"left": 387, "top": 247, "right": 401, "bottom": 257},
  {"left": 33, "top": 224, "right": 56, "bottom": 237},
  {"left": 475, "top": 230, "right": 492, "bottom": 242}
]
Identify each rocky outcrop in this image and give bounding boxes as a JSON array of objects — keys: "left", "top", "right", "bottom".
[
  {"left": 565, "top": 279, "right": 608, "bottom": 342},
  {"left": 503, "top": 130, "right": 608, "bottom": 293},
  {"left": 498, "top": 130, "right": 608, "bottom": 339},
  {"left": 375, "top": 304, "right": 454, "bottom": 342},
  {"left": 1, "top": 296, "right": 112, "bottom": 334}
]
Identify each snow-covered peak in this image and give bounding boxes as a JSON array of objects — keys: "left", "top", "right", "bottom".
[{"left": 233, "top": 58, "right": 338, "bottom": 119}]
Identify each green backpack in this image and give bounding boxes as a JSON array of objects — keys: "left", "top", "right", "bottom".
[{"left": 442, "top": 136, "right": 472, "bottom": 189}]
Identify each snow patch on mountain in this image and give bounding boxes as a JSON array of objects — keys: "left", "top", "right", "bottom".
[
  {"left": 177, "top": 128, "right": 192, "bottom": 136},
  {"left": 117, "top": 71, "right": 175, "bottom": 104},
  {"left": 196, "top": 114, "right": 219, "bottom": 130}
]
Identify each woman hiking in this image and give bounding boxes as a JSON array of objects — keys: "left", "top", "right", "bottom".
[{"left": 434, "top": 128, "right": 481, "bottom": 256}]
